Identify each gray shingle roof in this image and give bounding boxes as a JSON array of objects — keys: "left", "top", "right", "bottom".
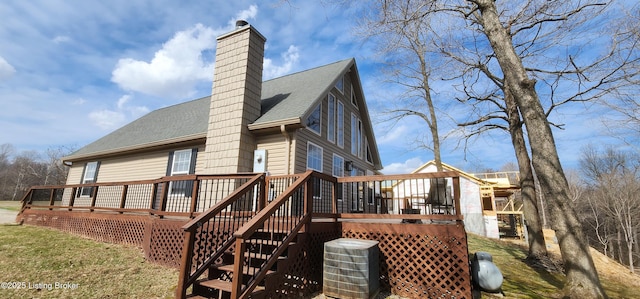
[{"left": 65, "top": 59, "right": 354, "bottom": 161}]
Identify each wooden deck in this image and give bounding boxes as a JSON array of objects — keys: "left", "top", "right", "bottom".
[{"left": 17, "top": 171, "right": 472, "bottom": 299}]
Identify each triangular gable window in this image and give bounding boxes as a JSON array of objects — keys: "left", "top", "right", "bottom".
[{"left": 306, "top": 103, "right": 322, "bottom": 135}]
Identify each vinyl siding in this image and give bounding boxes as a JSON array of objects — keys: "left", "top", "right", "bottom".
[
  {"left": 255, "top": 134, "right": 290, "bottom": 175},
  {"left": 294, "top": 79, "right": 377, "bottom": 176},
  {"left": 62, "top": 145, "right": 205, "bottom": 206}
]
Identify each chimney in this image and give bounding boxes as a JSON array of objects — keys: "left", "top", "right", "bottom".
[{"left": 202, "top": 20, "right": 266, "bottom": 173}]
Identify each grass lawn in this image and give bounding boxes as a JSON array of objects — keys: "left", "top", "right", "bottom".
[
  {"left": 468, "top": 234, "right": 640, "bottom": 299},
  {"left": 1, "top": 220, "right": 638, "bottom": 299},
  {"left": 0, "top": 201, "right": 23, "bottom": 212},
  {"left": 0, "top": 224, "right": 178, "bottom": 299}
]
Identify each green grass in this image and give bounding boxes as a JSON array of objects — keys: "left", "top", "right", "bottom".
[
  {"left": 467, "top": 234, "right": 640, "bottom": 299},
  {"left": 0, "top": 200, "right": 23, "bottom": 212},
  {"left": 1, "top": 222, "right": 637, "bottom": 299},
  {"left": 0, "top": 225, "right": 178, "bottom": 299}
]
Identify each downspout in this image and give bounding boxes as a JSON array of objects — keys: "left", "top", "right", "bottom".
[{"left": 280, "top": 124, "right": 292, "bottom": 175}]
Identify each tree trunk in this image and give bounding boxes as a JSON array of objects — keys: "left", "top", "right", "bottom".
[
  {"left": 504, "top": 81, "right": 548, "bottom": 258},
  {"left": 474, "top": 1, "right": 607, "bottom": 297}
]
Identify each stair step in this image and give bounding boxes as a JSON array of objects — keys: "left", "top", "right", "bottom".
[
  {"left": 243, "top": 252, "right": 288, "bottom": 260},
  {"left": 197, "top": 279, "right": 265, "bottom": 294},
  {"left": 215, "top": 263, "right": 275, "bottom": 276}
]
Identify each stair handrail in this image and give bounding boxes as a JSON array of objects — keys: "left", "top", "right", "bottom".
[
  {"left": 231, "top": 170, "right": 315, "bottom": 299},
  {"left": 176, "top": 173, "right": 266, "bottom": 299}
]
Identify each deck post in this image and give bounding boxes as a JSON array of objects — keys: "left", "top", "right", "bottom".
[
  {"left": 68, "top": 187, "right": 76, "bottom": 211},
  {"left": 257, "top": 173, "right": 266, "bottom": 211},
  {"left": 48, "top": 188, "right": 56, "bottom": 210},
  {"left": 119, "top": 185, "right": 128, "bottom": 213},
  {"left": 159, "top": 181, "right": 169, "bottom": 219},
  {"left": 189, "top": 179, "right": 200, "bottom": 217},
  {"left": 452, "top": 176, "right": 461, "bottom": 218},
  {"left": 89, "top": 186, "right": 99, "bottom": 212}
]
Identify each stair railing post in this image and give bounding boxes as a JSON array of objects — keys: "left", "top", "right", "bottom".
[
  {"left": 304, "top": 173, "right": 314, "bottom": 231},
  {"left": 176, "top": 228, "right": 196, "bottom": 299},
  {"left": 231, "top": 238, "right": 246, "bottom": 299}
]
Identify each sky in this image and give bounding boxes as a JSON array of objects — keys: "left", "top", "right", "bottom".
[{"left": 0, "top": 1, "right": 632, "bottom": 175}]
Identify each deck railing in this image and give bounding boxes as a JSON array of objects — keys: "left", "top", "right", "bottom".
[
  {"left": 176, "top": 173, "right": 266, "bottom": 298},
  {"left": 331, "top": 171, "right": 462, "bottom": 221},
  {"left": 19, "top": 173, "right": 260, "bottom": 218}
]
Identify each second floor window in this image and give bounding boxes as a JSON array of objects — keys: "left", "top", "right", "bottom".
[
  {"left": 307, "top": 103, "right": 321, "bottom": 135},
  {"left": 328, "top": 94, "right": 335, "bottom": 143},
  {"left": 307, "top": 142, "right": 323, "bottom": 172},
  {"left": 351, "top": 113, "right": 362, "bottom": 158},
  {"left": 337, "top": 101, "right": 344, "bottom": 148}
]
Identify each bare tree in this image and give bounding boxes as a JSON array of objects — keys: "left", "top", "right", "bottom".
[
  {"left": 343, "top": 0, "right": 628, "bottom": 296},
  {"left": 580, "top": 146, "right": 639, "bottom": 273},
  {"left": 357, "top": 1, "right": 447, "bottom": 170}
]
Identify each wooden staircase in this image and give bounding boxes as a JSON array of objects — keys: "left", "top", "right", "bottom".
[
  {"left": 177, "top": 171, "right": 314, "bottom": 299},
  {"left": 188, "top": 229, "right": 305, "bottom": 299}
]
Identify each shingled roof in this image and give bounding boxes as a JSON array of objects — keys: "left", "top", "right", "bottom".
[{"left": 64, "top": 59, "right": 355, "bottom": 161}]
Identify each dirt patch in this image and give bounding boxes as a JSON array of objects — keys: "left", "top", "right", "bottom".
[
  {"left": 0, "top": 208, "right": 18, "bottom": 224},
  {"left": 542, "top": 229, "right": 640, "bottom": 288}
]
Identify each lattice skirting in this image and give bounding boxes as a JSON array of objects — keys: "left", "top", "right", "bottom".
[
  {"left": 20, "top": 211, "right": 472, "bottom": 299},
  {"left": 341, "top": 222, "right": 472, "bottom": 299},
  {"left": 19, "top": 210, "right": 187, "bottom": 268}
]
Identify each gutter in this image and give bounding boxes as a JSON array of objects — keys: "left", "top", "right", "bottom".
[
  {"left": 248, "top": 117, "right": 301, "bottom": 131},
  {"left": 63, "top": 133, "right": 207, "bottom": 163},
  {"left": 280, "top": 124, "right": 292, "bottom": 175}
]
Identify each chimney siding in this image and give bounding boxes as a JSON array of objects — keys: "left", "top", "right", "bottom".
[{"left": 202, "top": 24, "right": 266, "bottom": 174}]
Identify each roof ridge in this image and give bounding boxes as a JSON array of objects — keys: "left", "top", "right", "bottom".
[{"left": 262, "top": 58, "right": 353, "bottom": 84}]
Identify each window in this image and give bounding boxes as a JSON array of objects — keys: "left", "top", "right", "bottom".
[
  {"left": 327, "top": 94, "right": 335, "bottom": 143},
  {"left": 79, "top": 161, "right": 99, "bottom": 197},
  {"left": 307, "top": 103, "right": 321, "bottom": 135},
  {"left": 366, "top": 140, "right": 373, "bottom": 164},
  {"left": 351, "top": 85, "right": 358, "bottom": 108},
  {"left": 351, "top": 113, "right": 362, "bottom": 157},
  {"left": 335, "top": 76, "right": 344, "bottom": 93},
  {"left": 170, "top": 149, "right": 192, "bottom": 175},
  {"left": 337, "top": 101, "right": 344, "bottom": 148},
  {"left": 166, "top": 149, "right": 197, "bottom": 196},
  {"left": 333, "top": 154, "right": 344, "bottom": 177},
  {"left": 306, "top": 142, "right": 323, "bottom": 172}
]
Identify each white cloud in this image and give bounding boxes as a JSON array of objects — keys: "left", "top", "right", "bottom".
[
  {"left": 376, "top": 125, "right": 410, "bottom": 145},
  {"left": 110, "top": 5, "right": 261, "bottom": 100},
  {"left": 116, "top": 94, "right": 130, "bottom": 109},
  {"left": 264, "top": 45, "right": 300, "bottom": 79},
  {"left": 89, "top": 109, "right": 126, "bottom": 130},
  {"left": 233, "top": 5, "right": 258, "bottom": 25},
  {"left": 72, "top": 98, "right": 86, "bottom": 105},
  {"left": 111, "top": 23, "right": 217, "bottom": 98},
  {"left": 0, "top": 56, "right": 16, "bottom": 80},
  {"left": 89, "top": 95, "right": 149, "bottom": 130},
  {"left": 53, "top": 35, "right": 72, "bottom": 44},
  {"left": 382, "top": 157, "right": 424, "bottom": 174}
]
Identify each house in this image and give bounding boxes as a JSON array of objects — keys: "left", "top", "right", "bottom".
[
  {"left": 17, "top": 22, "right": 474, "bottom": 298},
  {"left": 399, "top": 160, "right": 502, "bottom": 238},
  {"left": 62, "top": 21, "right": 383, "bottom": 200}
]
